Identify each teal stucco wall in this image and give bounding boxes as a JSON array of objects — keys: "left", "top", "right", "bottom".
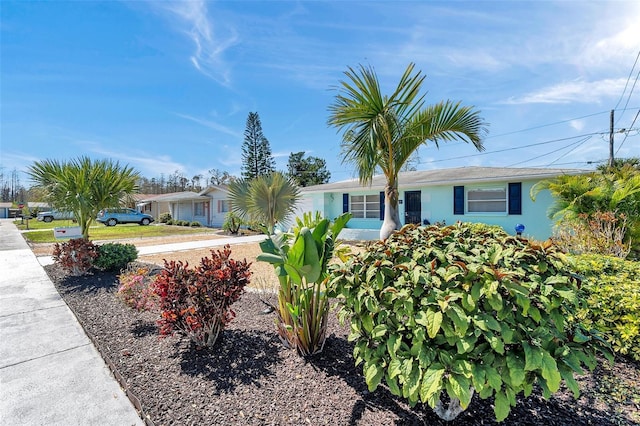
[{"left": 300, "top": 179, "right": 557, "bottom": 241}]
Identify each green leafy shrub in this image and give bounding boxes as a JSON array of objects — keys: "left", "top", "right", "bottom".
[
  {"left": 159, "top": 212, "right": 172, "bottom": 223},
  {"left": 190, "top": 221, "right": 202, "bottom": 227},
  {"left": 571, "top": 254, "right": 640, "bottom": 361},
  {"left": 178, "top": 220, "right": 190, "bottom": 226},
  {"left": 258, "top": 212, "right": 350, "bottom": 356},
  {"left": 94, "top": 242, "right": 138, "bottom": 271},
  {"left": 166, "top": 219, "right": 174, "bottom": 225},
  {"left": 223, "top": 211, "right": 244, "bottom": 234},
  {"left": 52, "top": 238, "right": 98, "bottom": 276},
  {"left": 154, "top": 245, "right": 251, "bottom": 348},
  {"left": 328, "top": 223, "right": 611, "bottom": 422},
  {"left": 116, "top": 264, "right": 159, "bottom": 311},
  {"left": 466, "top": 222, "right": 508, "bottom": 236}
]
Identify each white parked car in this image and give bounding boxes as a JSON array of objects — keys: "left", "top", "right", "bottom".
[{"left": 36, "top": 210, "right": 74, "bottom": 222}]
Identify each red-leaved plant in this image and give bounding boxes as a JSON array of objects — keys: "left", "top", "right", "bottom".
[
  {"left": 116, "top": 265, "right": 159, "bottom": 312},
  {"left": 52, "top": 238, "right": 98, "bottom": 276},
  {"left": 153, "top": 245, "right": 251, "bottom": 348}
]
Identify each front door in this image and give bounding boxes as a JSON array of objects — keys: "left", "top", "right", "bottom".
[{"left": 404, "top": 191, "right": 421, "bottom": 225}]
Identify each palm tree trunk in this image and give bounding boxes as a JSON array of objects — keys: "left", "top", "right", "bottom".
[{"left": 380, "top": 183, "right": 400, "bottom": 240}]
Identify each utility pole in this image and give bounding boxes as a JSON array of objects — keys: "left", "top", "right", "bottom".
[{"left": 609, "top": 109, "right": 615, "bottom": 168}]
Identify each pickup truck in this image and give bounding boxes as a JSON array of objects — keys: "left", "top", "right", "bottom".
[{"left": 37, "top": 210, "right": 74, "bottom": 222}]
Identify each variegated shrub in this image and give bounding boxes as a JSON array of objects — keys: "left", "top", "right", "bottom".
[{"left": 329, "top": 223, "right": 612, "bottom": 422}]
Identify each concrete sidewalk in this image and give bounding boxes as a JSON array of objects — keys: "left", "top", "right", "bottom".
[
  {"left": 136, "top": 233, "right": 267, "bottom": 255},
  {"left": 0, "top": 219, "right": 143, "bottom": 426}
]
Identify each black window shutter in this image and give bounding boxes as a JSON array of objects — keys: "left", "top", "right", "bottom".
[
  {"left": 379, "top": 191, "right": 385, "bottom": 220},
  {"left": 508, "top": 182, "right": 522, "bottom": 215},
  {"left": 342, "top": 193, "right": 349, "bottom": 213},
  {"left": 453, "top": 186, "right": 464, "bottom": 215}
]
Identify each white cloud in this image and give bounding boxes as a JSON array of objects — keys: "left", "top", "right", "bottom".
[
  {"left": 156, "top": 1, "right": 239, "bottom": 86},
  {"left": 86, "top": 143, "right": 187, "bottom": 176},
  {"left": 0, "top": 152, "right": 42, "bottom": 175},
  {"left": 569, "top": 120, "right": 585, "bottom": 131},
  {"left": 582, "top": 5, "right": 640, "bottom": 69},
  {"left": 273, "top": 151, "right": 290, "bottom": 159},
  {"left": 175, "top": 113, "right": 242, "bottom": 139},
  {"left": 504, "top": 78, "right": 628, "bottom": 105}
]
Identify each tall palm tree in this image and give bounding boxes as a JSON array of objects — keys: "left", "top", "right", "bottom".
[
  {"left": 328, "top": 63, "right": 488, "bottom": 240},
  {"left": 27, "top": 157, "right": 139, "bottom": 239},
  {"left": 227, "top": 171, "right": 300, "bottom": 234}
]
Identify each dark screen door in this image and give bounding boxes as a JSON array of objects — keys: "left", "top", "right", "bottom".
[{"left": 404, "top": 191, "right": 421, "bottom": 224}]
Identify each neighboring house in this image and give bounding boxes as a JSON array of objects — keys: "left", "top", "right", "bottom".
[
  {"left": 140, "top": 192, "right": 211, "bottom": 226},
  {"left": 135, "top": 193, "right": 175, "bottom": 219},
  {"left": 28, "top": 202, "right": 50, "bottom": 210},
  {"left": 199, "top": 185, "right": 230, "bottom": 228},
  {"left": 0, "top": 202, "right": 11, "bottom": 219},
  {"left": 298, "top": 166, "right": 589, "bottom": 241}
]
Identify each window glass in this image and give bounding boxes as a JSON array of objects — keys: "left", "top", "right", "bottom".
[
  {"left": 194, "top": 202, "right": 205, "bottom": 216},
  {"left": 467, "top": 188, "right": 506, "bottom": 213},
  {"left": 218, "top": 200, "right": 229, "bottom": 213},
  {"left": 350, "top": 194, "right": 379, "bottom": 219}
]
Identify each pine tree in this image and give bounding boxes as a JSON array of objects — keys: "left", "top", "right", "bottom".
[
  {"left": 287, "top": 151, "right": 331, "bottom": 187},
  {"left": 241, "top": 112, "right": 275, "bottom": 180}
]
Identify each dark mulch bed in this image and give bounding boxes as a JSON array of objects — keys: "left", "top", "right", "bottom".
[{"left": 46, "top": 263, "right": 640, "bottom": 426}]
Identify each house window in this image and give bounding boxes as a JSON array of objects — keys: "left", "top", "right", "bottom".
[
  {"left": 217, "top": 200, "right": 229, "bottom": 213},
  {"left": 350, "top": 194, "right": 380, "bottom": 219},
  {"left": 467, "top": 187, "right": 507, "bottom": 213},
  {"left": 194, "top": 202, "right": 205, "bottom": 216}
]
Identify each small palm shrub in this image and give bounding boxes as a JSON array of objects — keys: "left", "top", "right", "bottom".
[
  {"left": 116, "top": 265, "right": 159, "bottom": 311},
  {"left": 258, "top": 212, "right": 351, "bottom": 356},
  {"left": 159, "top": 212, "right": 172, "bottom": 223},
  {"left": 94, "top": 242, "right": 138, "bottom": 271},
  {"left": 154, "top": 245, "right": 251, "bottom": 348},
  {"left": 52, "top": 238, "right": 98, "bottom": 276},
  {"left": 223, "top": 211, "right": 243, "bottom": 234},
  {"left": 328, "top": 223, "right": 611, "bottom": 422},
  {"left": 571, "top": 254, "right": 640, "bottom": 361}
]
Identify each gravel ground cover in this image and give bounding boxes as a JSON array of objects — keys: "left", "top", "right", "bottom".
[{"left": 45, "top": 261, "right": 640, "bottom": 426}]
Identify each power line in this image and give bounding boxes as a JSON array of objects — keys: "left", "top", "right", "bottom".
[
  {"left": 419, "top": 132, "right": 604, "bottom": 165},
  {"left": 546, "top": 137, "right": 593, "bottom": 167},
  {"left": 616, "top": 109, "right": 640, "bottom": 155},
  {"left": 617, "top": 69, "right": 640, "bottom": 126},
  {"left": 485, "top": 110, "right": 610, "bottom": 139},
  {"left": 524, "top": 160, "right": 604, "bottom": 168},
  {"left": 506, "top": 136, "right": 592, "bottom": 167},
  {"left": 614, "top": 49, "right": 640, "bottom": 116}
]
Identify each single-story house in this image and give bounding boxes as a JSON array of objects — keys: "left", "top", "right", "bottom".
[
  {"left": 139, "top": 191, "right": 212, "bottom": 226},
  {"left": 27, "top": 202, "right": 50, "bottom": 210},
  {"left": 134, "top": 193, "right": 176, "bottom": 219},
  {"left": 0, "top": 202, "right": 12, "bottom": 219},
  {"left": 199, "top": 185, "right": 230, "bottom": 228},
  {"left": 297, "top": 166, "right": 588, "bottom": 241}
]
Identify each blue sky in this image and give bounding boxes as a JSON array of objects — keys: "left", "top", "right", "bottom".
[{"left": 1, "top": 1, "right": 639, "bottom": 186}]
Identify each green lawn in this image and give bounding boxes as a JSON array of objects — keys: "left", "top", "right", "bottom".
[
  {"left": 14, "top": 218, "right": 75, "bottom": 231},
  {"left": 17, "top": 220, "right": 220, "bottom": 243}
]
